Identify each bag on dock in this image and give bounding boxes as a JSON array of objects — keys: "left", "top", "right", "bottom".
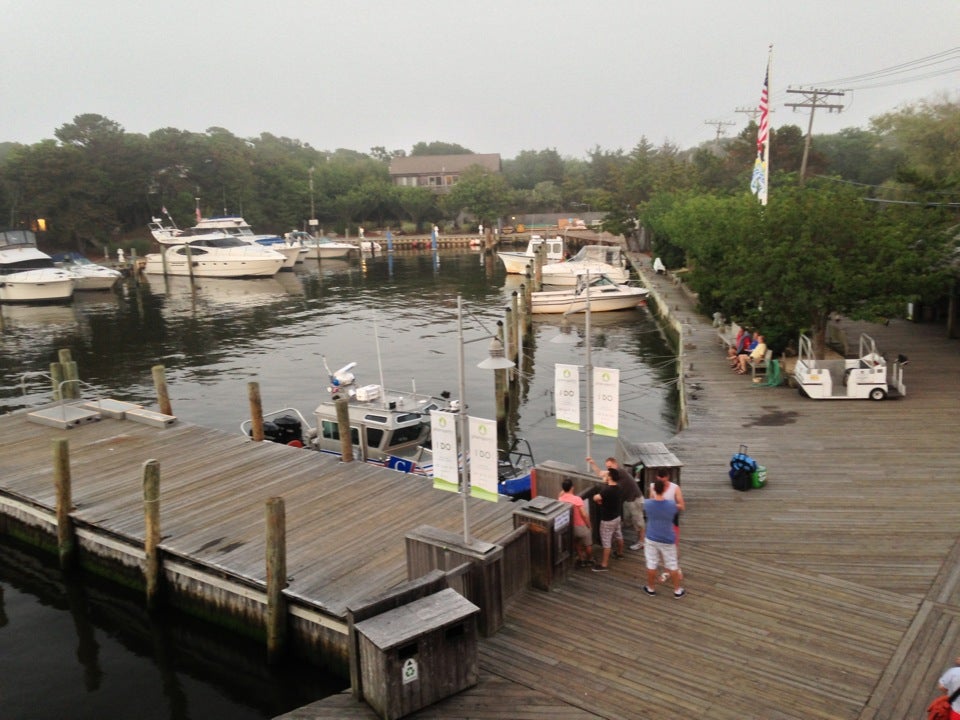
[{"left": 729, "top": 445, "right": 757, "bottom": 492}]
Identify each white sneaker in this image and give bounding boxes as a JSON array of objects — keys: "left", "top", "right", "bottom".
[{"left": 629, "top": 542, "right": 643, "bottom": 551}]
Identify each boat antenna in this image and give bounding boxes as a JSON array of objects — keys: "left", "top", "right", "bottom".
[{"left": 373, "top": 310, "right": 388, "bottom": 408}]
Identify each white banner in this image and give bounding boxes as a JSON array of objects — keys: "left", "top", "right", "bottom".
[
  {"left": 593, "top": 367, "right": 620, "bottom": 437},
  {"left": 430, "top": 410, "right": 460, "bottom": 493},
  {"left": 555, "top": 364, "right": 580, "bottom": 430},
  {"left": 468, "top": 416, "right": 498, "bottom": 501}
]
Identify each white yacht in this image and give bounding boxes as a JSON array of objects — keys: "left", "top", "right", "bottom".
[
  {"left": 0, "top": 230, "right": 75, "bottom": 303},
  {"left": 143, "top": 236, "right": 286, "bottom": 278},
  {"left": 149, "top": 215, "right": 300, "bottom": 270}
]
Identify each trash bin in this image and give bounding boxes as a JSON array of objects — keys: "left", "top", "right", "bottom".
[
  {"left": 354, "top": 588, "right": 479, "bottom": 720},
  {"left": 513, "top": 495, "right": 572, "bottom": 591}
]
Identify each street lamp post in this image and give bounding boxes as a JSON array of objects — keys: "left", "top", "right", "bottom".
[
  {"left": 551, "top": 271, "right": 594, "bottom": 469},
  {"left": 456, "top": 295, "right": 515, "bottom": 544}
]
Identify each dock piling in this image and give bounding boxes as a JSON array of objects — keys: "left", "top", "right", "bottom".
[
  {"left": 53, "top": 438, "right": 75, "bottom": 571},
  {"left": 265, "top": 497, "right": 288, "bottom": 665},
  {"left": 335, "top": 396, "right": 353, "bottom": 463},
  {"left": 248, "top": 381, "right": 264, "bottom": 441},
  {"left": 142, "top": 459, "right": 161, "bottom": 609},
  {"left": 152, "top": 365, "right": 172, "bottom": 416}
]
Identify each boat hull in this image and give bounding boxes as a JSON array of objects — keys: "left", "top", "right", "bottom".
[
  {"left": 540, "top": 266, "right": 630, "bottom": 286},
  {"left": 143, "top": 251, "right": 284, "bottom": 278},
  {"left": 531, "top": 287, "right": 647, "bottom": 314},
  {"left": 0, "top": 270, "right": 75, "bottom": 303}
]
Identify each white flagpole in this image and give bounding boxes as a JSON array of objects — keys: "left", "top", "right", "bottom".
[{"left": 763, "top": 44, "right": 772, "bottom": 206}]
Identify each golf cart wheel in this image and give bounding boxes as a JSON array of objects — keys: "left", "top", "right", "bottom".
[{"left": 869, "top": 387, "right": 887, "bottom": 401}]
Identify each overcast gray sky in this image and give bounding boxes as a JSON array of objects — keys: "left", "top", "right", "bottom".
[{"left": 3, "top": 1, "right": 958, "bottom": 159}]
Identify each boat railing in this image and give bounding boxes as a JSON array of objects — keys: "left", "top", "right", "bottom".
[{"left": 15, "top": 371, "right": 104, "bottom": 415}]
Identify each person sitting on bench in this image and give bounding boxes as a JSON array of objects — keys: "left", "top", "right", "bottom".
[{"left": 736, "top": 334, "right": 767, "bottom": 374}]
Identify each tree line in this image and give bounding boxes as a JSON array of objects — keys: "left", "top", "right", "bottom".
[{"left": 1, "top": 98, "right": 956, "bottom": 351}]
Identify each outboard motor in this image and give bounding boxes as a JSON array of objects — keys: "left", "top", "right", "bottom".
[{"left": 261, "top": 415, "right": 303, "bottom": 445}]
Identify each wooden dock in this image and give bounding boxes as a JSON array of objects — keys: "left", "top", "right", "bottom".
[
  {"left": 288, "top": 255, "right": 960, "bottom": 719},
  {"left": 3, "top": 251, "right": 959, "bottom": 719}
]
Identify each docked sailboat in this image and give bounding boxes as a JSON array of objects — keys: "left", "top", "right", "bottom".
[{"left": 0, "top": 230, "right": 75, "bottom": 303}]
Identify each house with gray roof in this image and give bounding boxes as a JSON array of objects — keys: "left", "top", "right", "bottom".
[{"left": 388, "top": 153, "right": 501, "bottom": 193}]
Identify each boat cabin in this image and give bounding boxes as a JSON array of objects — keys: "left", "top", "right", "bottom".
[{"left": 313, "top": 386, "right": 451, "bottom": 472}]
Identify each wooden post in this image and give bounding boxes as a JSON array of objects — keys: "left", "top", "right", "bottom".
[
  {"left": 50, "top": 362, "right": 64, "bottom": 401},
  {"left": 335, "top": 396, "right": 354, "bottom": 462},
  {"left": 265, "top": 496, "right": 287, "bottom": 665},
  {"left": 53, "top": 438, "right": 75, "bottom": 571},
  {"left": 185, "top": 242, "right": 195, "bottom": 282},
  {"left": 505, "top": 303, "right": 516, "bottom": 366},
  {"left": 248, "top": 381, "right": 264, "bottom": 441},
  {"left": 142, "top": 459, "right": 161, "bottom": 609},
  {"left": 495, "top": 321, "right": 507, "bottom": 424},
  {"left": 534, "top": 243, "right": 544, "bottom": 289},
  {"left": 152, "top": 365, "right": 172, "bottom": 416},
  {"left": 59, "top": 349, "right": 79, "bottom": 399}
]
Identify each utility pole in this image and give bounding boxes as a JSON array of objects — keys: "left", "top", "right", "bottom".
[
  {"left": 785, "top": 88, "right": 845, "bottom": 184},
  {"left": 735, "top": 105, "right": 774, "bottom": 123},
  {"left": 704, "top": 119, "right": 736, "bottom": 145}
]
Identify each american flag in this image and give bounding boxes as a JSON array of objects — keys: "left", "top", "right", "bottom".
[{"left": 756, "top": 64, "right": 770, "bottom": 155}]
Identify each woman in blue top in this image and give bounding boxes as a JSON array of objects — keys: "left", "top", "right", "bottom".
[{"left": 641, "top": 477, "right": 686, "bottom": 598}]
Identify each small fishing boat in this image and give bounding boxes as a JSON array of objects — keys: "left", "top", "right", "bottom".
[
  {"left": 295, "top": 235, "right": 358, "bottom": 260},
  {"left": 241, "top": 358, "right": 533, "bottom": 498},
  {"left": 531, "top": 273, "right": 648, "bottom": 314},
  {"left": 0, "top": 230, "right": 75, "bottom": 303},
  {"left": 540, "top": 244, "right": 630, "bottom": 286},
  {"left": 51, "top": 252, "right": 122, "bottom": 291},
  {"left": 497, "top": 234, "right": 566, "bottom": 274}
]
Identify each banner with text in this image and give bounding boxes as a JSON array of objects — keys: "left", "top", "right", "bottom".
[
  {"left": 469, "top": 416, "right": 499, "bottom": 501},
  {"left": 555, "top": 364, "right": 581, "bottom": 430},
  {"left": 592, "top": 367, "right": 620, "bottom": 437},
  {"left": 430, "top": 410, "right": 460, "bottom": 493}
]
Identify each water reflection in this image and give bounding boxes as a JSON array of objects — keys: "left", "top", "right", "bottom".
[
  {"left": 0, "top": 250, "right": 677, "bottom": 465},
  {"left": 0, "top": 538, "right": 342, "bottom": 719}
]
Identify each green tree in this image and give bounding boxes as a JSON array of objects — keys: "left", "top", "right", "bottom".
[
  {"left": 410, "top": 141, "right": 472, "bottom": 156},
  {"left": 647, "top": 180, "right": 953, "bottom": 355},
  {"left": 442, "top": 166, "right": 512, "bottom": 227},
  {"left": 397, "top": 186, "right": 437, "bottom": 232}
]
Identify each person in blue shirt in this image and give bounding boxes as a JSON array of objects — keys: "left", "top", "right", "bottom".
[{"left": 641, "top": 476, "right": 686, "bottom": 598}]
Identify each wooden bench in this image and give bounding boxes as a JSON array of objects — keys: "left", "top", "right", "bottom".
[
  {"left": 717, "top": 322, "right": 741, "bottom": 350},
  {"left": 749, "top": 349, "right": 774, "bottom": 379}
]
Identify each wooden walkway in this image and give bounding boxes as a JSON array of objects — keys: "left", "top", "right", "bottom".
[
  {"left": 291, "top": 254, "right": 960, "bottom": 719},
  {"left": 2, "top": 251, "right": 958, "bottom": 719}
]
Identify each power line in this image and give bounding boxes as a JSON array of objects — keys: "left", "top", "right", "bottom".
[
  {"left": 784, "top": 88, "right": 846, "bottom": 183},
  {"left": 800, "top": 46, "right": 960, "bottom": 89}
]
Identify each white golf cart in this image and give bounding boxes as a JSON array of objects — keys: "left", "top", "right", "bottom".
[{"left": 794, "top": 333, "right": 906, "bottom": 400}]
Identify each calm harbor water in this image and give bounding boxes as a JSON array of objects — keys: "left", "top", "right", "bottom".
[{"left": 0, "top": 248, "right": 678, "bottom": 718}]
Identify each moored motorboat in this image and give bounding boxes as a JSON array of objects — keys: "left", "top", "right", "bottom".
[
  {"left": 497, "top": 234, "right": 566, "bottom": 274},
  {"left": 51, "top": 252, "right": 122, "bottom": 291},
  {"left": 293, "top": 234, "right": 358, "bottom": 260},
  {"left": 540, "top": 244, "right": 630, "bottom": 286},
  {"left": 143, "top": 236, "right": 286, "bottom": 278},
  {"left": 150, "top": 214, "right": 300, "bottom": 269},
  {"left": 531, "top": 273, "right": 648, "bottom": 314},
  {"left": 241, "top": 358, "right": 533, "bottom": 498},
  {"left": 0, "top": 230, "right": 75, "bottom": 303}
]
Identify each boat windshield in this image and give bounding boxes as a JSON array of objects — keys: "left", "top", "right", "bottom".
[
  {"left": 188, "top": 237, "right": 250, "bottom": 249},
  {"left": 0, "top": 230, "right": 38, "bottom": 248}
]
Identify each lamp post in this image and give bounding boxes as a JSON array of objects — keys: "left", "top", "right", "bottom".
[
  {"left": 308, "top": 166, "right": 316, "bottom": 236},
  {"left": 457, "top": 295, "right": 515, "bottom": 544},
  {"left": 551, "top": 271, "right": 594, "bottom": 468}
]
